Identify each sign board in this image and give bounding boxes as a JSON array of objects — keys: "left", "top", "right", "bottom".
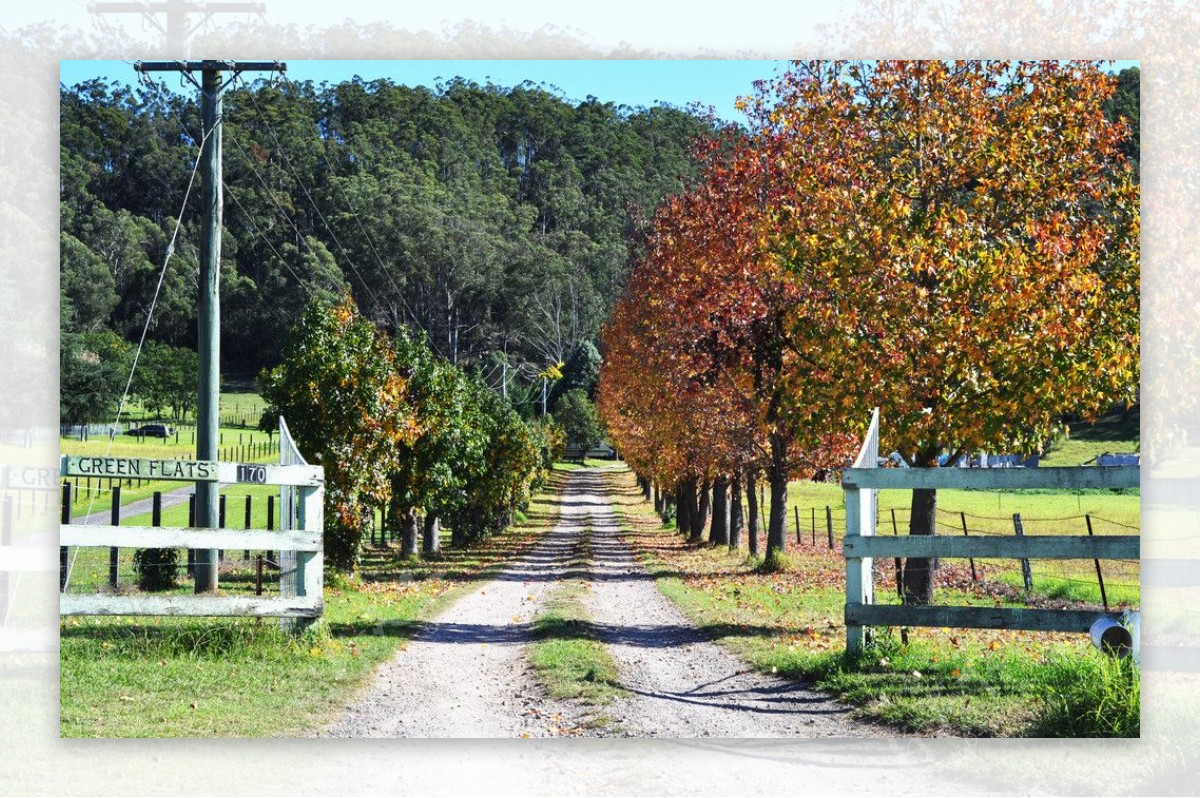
[
  {"left": 236, "top": 464, "right": 267, "bottom": 484},
  {"left": 1, "top": 464, "right": 62, "bottom": 490},
  {"left": 59, "top": 456, "right": 322, "bottom": 487},
  {"left": 64, "top": 455, "right": 218, "bottom": 481}
]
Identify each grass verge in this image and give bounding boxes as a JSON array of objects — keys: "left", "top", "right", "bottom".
[
  {"left": 526, "top": 530, "right": 624, "bottom": 709},
  {"left": 603, "top": 467, "right": 1138, "bottom": 738},
  {"left": 552, "top": 458, "right": 618, "bottom": 472},
  {"left": 59, "top": 471, "right": 568, "bottom": 738}
]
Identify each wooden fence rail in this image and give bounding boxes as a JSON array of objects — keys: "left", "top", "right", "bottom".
[{"left": 841, "top": 409, "right": 1139, "bottom": 655}]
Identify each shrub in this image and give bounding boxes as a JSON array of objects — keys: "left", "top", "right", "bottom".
[{"left": 132, "top": 547, "right": 180, "bottom": 591}]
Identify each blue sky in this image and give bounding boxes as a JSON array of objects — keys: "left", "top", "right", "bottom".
[
  {"left": 61, "top": 59, "right": 1138, "bottom": 125},
  {"left": 61, "top": 60, "right": 790, "bottom": 123}
]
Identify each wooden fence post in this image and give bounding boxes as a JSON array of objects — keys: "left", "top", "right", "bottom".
[
  {"left": 244, "top": 495, "right": 252, "bottom": 560},
  {"left": 826, "top": 505, "right": 834, "bottom": 549},
  {"left": 1, "top": 496, "right": 12, "bottom": 621},
  {"left": 960, "top": 511, "right": 977, "bottom": 582},
  {"left": 292, "top": 479, "right": 324, "bottom": 632},
  {"left": 109, "top": 486, "right": 121, "bottom": 588},
  {"left": 794, "top": 506, "right": 802, "bottom": 545},
  {"left": 1086, "top": 514, "right": 1109, "bottom": 611},
  {"left": 187, "top": 494, "right": 196, "bottom": 578},
  {"left": 1012, "top": 513, "right": 1034, "bottom": 592},
  {"left": 811, "top": 507, "right": 816, "bottom": 546},
  {"left": 891, "top": 508, "right": 902, "bottom": 597},
  {"left": 60, "top": 482, "right": 71, "bottom": 592}
]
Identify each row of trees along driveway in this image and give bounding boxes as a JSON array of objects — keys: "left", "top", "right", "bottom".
[{"left": 599, "top": 60, "right": 1139, "bottom": 601}]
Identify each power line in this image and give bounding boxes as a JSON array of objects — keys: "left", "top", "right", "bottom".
[
  {"left": 223, "top": 179, "right": 314, "bottom": 303},
  {"left": 230, "top": 73, "right": 386, "bottom": 314},
  {"left": 240, "top": 72, "right": 421, "bottom": 328}
]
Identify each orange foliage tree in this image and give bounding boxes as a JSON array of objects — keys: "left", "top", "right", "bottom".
[
  {"left": 599, "top": 132, "right": 855, "bottom": 559},
  {"left": 756, "top": 60, "right": 1139, "bottom": 601}
]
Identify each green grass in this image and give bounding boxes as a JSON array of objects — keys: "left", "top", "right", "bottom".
[
  {"left": 218, "top": 391, "right": 268, "bottom": 423},
  {"left": 59, "top": 589, "right": 434, "bottom": 737},
  {"left": 527, "top": 530, "right": 625, "bottom": 710},
  {"left": 553, "top": 458, "right": 617, "bottom": 471},
  {"left": 1041, "top": 408, "right": 1140, "bottom": 467},
  {"left": 1027, "top": 653, "right": 1140, "bottom": 737},
  {"left": 604, "top": 467, "right": 1139, "bottom": 737},
  {"left": 59, "top": 471, "right": 569, "bottom": 738}
]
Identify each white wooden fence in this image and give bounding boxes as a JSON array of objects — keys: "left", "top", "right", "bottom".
[
  {"left": 58, "top": 454, "right": 324, "bottom": 620},
  {"left": 842, "top": 410, "right": 1139, "bottom": 655}
]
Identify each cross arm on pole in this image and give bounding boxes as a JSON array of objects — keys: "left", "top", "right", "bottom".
[
  {"left": 134, "top": 60, "right": 285, "bottom": 91},
  {"left": 135, "top": 60, "right": 285, "bottom": 73}
]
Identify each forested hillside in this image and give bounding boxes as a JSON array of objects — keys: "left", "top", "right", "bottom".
[{"left": 59, "top": 73, "right": 715, "bottom": 416}]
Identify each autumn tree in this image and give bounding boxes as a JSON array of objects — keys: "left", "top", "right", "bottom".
[
  {"left": 260, "top": 296, "right": 421, "bottom": 572},
  {"left": 599, "top": 131, "right": 856, "bottom": 559},
  {"left": 758, "top": 60, "right": 1139, "bottom": 602}
]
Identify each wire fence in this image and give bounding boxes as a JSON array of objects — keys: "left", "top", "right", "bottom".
[
  {"left": 56, "top": 484, "right": 407, "bottom": 598},
  {"left": 780, "top": 499, "right": 1141, "bottom": 611}
]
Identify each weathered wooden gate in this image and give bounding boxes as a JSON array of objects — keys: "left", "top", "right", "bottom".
[
  {"left": 842, "top": 409, "right": 1139, "bottom": 654},
  {"left": 59, "top": 452, "right": 324, "bottom": 619}
]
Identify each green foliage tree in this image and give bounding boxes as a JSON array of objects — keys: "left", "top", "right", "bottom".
[
  {"left": 60, "top": 75, "right": 714, "bottom": 398},
  {"left": 548, "top": 339, "right": 602, "bottom": 409},
  {"left": 388, "top": 326, "right": 486, "bottom": 555},
  {"left": 555, "top": 388, "right": 605, "bottom": 454},
  {"left": 59, "top": 330, "right": 129, "bottom": 424},
  {"left": 60, "top": 231, "right": 118, "bottom": 332},
  {"left": 444, "top": 378, "right": 545, "bottom": 544},
  {"left": 132, "top": 341, "right": 198, "bottom": 420},
  {"left": 1104, "top": 66, "right": 1140, "bottom": 179}
]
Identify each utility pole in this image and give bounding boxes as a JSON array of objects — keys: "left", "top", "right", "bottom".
[
  {"left": 90, "top": 1, "right": 267, "bottom": 54},
  {"left": 135, "top": 60, "right": 284, "bottom": 593}
]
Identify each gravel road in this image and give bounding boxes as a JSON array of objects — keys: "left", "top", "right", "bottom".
[{"left": 319, "top": 467, "right": 895, "bottom": 738}]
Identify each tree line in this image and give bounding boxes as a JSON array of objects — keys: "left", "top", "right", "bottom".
[
  {"left": 599, "top": 61, "right": 1140, "bottom": 600},
  {"left": 261, "top": 296, "right": 567, "bottom": 572},
  {"left": 59, "top": 72, "right": 715, "bottom": 423}
]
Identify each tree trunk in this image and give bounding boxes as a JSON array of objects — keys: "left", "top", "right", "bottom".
[
  {"left": 766, "top": 468, "right": 788, "bottom": 558},
  {"left": 729, "top": 473, "right": 744, "bottom": 550},
  {"left": 653, "top": 483, "right": 664, "bottom": 516},
  {"left": 695, "top": 479, "right": 710, "bottom": 541},
  {"left": 687, "top": 478, "right": 704, "bottom": 542},
  {"left": 422, "top": 513, "right": 440, "bottom": 557},
  {"left": 746, "top": 468, "right": 760, "bottom": 557},
  {"left": 677, "top": 480, "right": 693, "bottom": 538},
  {"left": 902, "top": 487, "right": 938, "bottom": 604},
  {"left": 765, "top": 434, "right": 788, "bottom": 558},
  {"left": 641, "top": 475, "right": 652, "bottom": 502},
  {"left": 400, "top": 506, "right": 419, "bottom": 558},
  {"left": 709, "top": 475, "right": 729, "bottom": 545}
]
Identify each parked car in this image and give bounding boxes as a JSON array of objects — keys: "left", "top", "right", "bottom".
[{"left": 126, "top": 423, "right": 173, "bottom": 438}]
